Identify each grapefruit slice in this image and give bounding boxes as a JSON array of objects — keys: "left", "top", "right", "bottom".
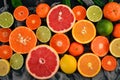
[
  {"left": 47, "top": 4, "right": 75, "bottom": 33},
  {"left": 26, "top": 45, "right": 59, "bottom": 80}
]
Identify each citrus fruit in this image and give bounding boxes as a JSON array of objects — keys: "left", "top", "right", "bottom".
[
  {"left": 26, "top": 14, "right": 41, "bottom": 30},
  {"left": 101, "top": 55, "right": 117, "bottom": 71},
  {"left": 0, "top": 59, "right": 10, "bottom": 76},
  {"left": 47, "top": 4, "right": 75, "bottom": 33},
  {"left": 72, "top": 5, "right": 86, "bottom": 21},
  {"left": 10, "top": 53, "right": 24, "bottom": 70},
  {"left": 112, "top": 23, "right": 120, "bottom": 38},
  {"left": 103, "top": 2, "right": 120, "bottom": 21},
  {"left": 109, "top": 38, "right": 120, "bottom": 57},
  {"left": 50, "top": 33, "right": 70, "bottom": 54},
  {"left": 60, "top": 54, "right": 77, "bottom": 74},
  {"left": 91, "top": 36, "right": 109, "bottom": 57},
  {"left": 0, "top": 45, "right": 13, "bottom": 59},
  {"left": 36, "top": 26, "right": 51, "bottom": 43},
  {"left": 26, "top": 45, "right": 59, "bottom": 80},
  {"left": 36, "top": 3, "right": 50, "bottom": 18},
  {"left": 9, "top": 26, "right": 37, "bottom": 54},
  {"left": 72, "top": 20, "right": 96, "bottom": 44},
  {"left": 0, "top": 28, "right": 11, "bottom": 43},
  {"left": 0, "top": 12, "right": 14, "bottom": 28},
  {"left": 78, "top": 53, "right": 101, "bottom": 77},
  {"left": 13, "top": 6, "right": 29, "bottom": 21},
  {"left": 86, "top": 5, "right": 103, "bottom": 22},
  {"left": 96, "top": 19, "right": 113, "bottom": 36},
  {"left": 69, "top": 42, "right": 84, "bottom": 56}
]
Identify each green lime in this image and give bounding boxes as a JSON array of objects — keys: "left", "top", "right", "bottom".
[
  {"left": 10, "top": 53, "right": 24, "bottom": 70},
  {"left": 96, "top": 19, "right": 113, "bottom": 36},
  {"left": 0, "top": 12, "right": 14, "bottom": 28},
  {"left": 86, "top": 5, "right": 103, "bottom": 22},
  {"left": 11, "top": 0, "right": 23, "bottom": 8},
  {"left": 0, "top": 59, "right": 10, "bottom": 76},
  {"left": 36, "top": 26, "right": 51, "bottom": 43}
]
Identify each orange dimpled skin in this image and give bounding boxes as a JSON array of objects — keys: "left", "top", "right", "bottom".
[{"left": 112, "top": 23, "right": 120, "bottom": 38}]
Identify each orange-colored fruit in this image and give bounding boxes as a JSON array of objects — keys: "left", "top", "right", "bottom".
[
  {"left": 103, "top": 2, "right": 120, "bottom": 21},
  {"left": 72, "top": 5, "right": 86, "bottom": 21},
  {"left": 50, "top": 33, "right": 70, "bottom": 54},
  {"left": 91, "top": 36, "right": 109, "bottom": 57},
  {"left": 36, "top": 3, "right": 50, "bottom": 18},
  {"left": 69, "top": 42, "right": 84, "bottom": 56},
  {"left": 0, "top": 45, "right": 13, "bottom": 59},
  {"left": 72, "top": 20, "right": 96, "bottom": 44},
  {"left": 78, "top": 53, "right": 101, "bottom": 77},
  {"left": 112, "top": 23, "right": 120, "bottom": 38},
  {"left": 102, "top": 55, "right": 117, "bottom": 71},
  {"left": 9, "top": 26, "right": 37, "bottom": 54}
]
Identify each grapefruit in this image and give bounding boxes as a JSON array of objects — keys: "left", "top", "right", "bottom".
[
  {"left": 47, "top": 4, "right": 75, "bottom": 33},
  {"left": 26, "top": 45, "right": 59, "bottom": 80}
]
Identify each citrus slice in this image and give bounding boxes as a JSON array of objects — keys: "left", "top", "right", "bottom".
[
  {"left": 109, "top": 38, "right": 120, "bottom": 57},
  {"left": 72, "top": 20, "right": 96, "bottom": 44},
  {"left": 0, "top": 28, "right": 11, "bottom": 43},
  {"left": 78, "top": 53, "right": 101, "bottom": 77},
  {"left": 101, "top": 55, "right": 117, "bottom": 71},
  {"left": 10, "top": 53, "right": 24, "bottom": 70},
  {"left": 36, "top": 26, "right": 51, "bottom": 43},
  {"left": 9, "top": 26, "right": 37, "bottom": 54},
  {"left": 86, "top": 5, "right": 103, "bottom": 22},
  {"left": 0, "top": 12, "right": 14, "bottom": 28},
  {"left": 91, "top": 36, "right": 109, "bottom": 57},
  {"left": 0, "top": 59, "right": 10, "bottom": 76},
  {"left": 26, "top": 14, "right": 41, "bottom": 30},
  {"left": 50, "top": 33, "right": 70, "bottom": 54},
  {"left": 13, "top": 6, "right": 29, "bottom": 21},
  {"left": 47, "top": 4, "right": 75, "bottom": 33},
  {"left": 26, "top": 45, "right": 59, "bottom": 80}
]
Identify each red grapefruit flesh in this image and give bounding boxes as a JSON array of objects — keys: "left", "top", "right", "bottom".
[
  {"left": 47, "top": 4, "right": 75, "bottom": 33},
  {"left": 26, "top": 45, "right": 59, "bottom": 80}
]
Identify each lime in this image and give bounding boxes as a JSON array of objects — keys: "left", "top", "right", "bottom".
[
  {"left": 0, "top": 59, "right": 10, "bottom": 76},
  {"left": 10, "top": 53, "right": 24, "bottom": 70},
  {"left": 96, "top": 19, "right": 113, "bottom": 36},
  {"left": 36, "top": 26, "right": 51, "bottom": 43},
  {"left": 0, "top": 12, "right": 14, "bottom": 28},
  {"left": 60, "top": 54, "right": 77, "bottom": 74},
  {"left": 86, "top": 5, "right": 103, "bottom": 22}
]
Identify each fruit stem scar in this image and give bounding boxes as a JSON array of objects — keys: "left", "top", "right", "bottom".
[
  {"left": 81, "top": 26, "right": 86, "bottom": 34},
  {"left": 58, "top": 11, "right": 63, "bottom": 21},
  {"left": 39, "top": 58, "right": 45, "bottom": 64},
  {"left": 88, "top": 62, "right": 93, "bottom": 70},
  {"left": 57, "top": 41, "right": 62, "bottom": 47}
]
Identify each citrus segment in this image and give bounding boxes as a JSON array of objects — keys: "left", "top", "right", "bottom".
[
  {"left": 72, "top": 20, "right": 96, "bottom": 44},
  {"left": 47, "top": 4, "right": 75, "bottom": 33},
  {"left": 26, "top": 45, "right": 59, "bottom": 80},
  {"left": 112, "top": 23, "right": 120, "bottom": 38},
  {"left": 9, "top": 26, "right": 37, "bottom": 54}
]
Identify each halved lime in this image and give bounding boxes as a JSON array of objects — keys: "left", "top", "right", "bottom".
[
  {"left": 36, "top": 26, "right": 51, "bottom": 43},
  {"left": 10, "top": 53, "right": 24, "bottom": 70},
  {"left": 86, "top": 5, "right": 103, "bottom": 22},
  {"left": 0, "top": 59, "right": 10, "bottom": 76}
]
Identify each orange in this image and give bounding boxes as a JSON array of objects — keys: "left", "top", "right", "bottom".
[
  {"left": 112, "top": 23, "right": 120, "bottom": 38},
  {"left": 0, "top": 28, "right": 11, "bottom": 43},
  {"left": 13, "top": 6, "right": 29, "bottom": 21},
  {"left": 78, "top": 53, "right": 101, "bottom": 77},
  {"left": 72, "top": 5, "right": 86, "bottom": 21},
  {"left": 103, "top": 2, "right": 120, "bottom": 21},
  {"left": 36, "top": 3, "right": 50, "bottom": 18},
  {"left": 68, "top": 42, "right": 84, "bottom": 56},
  {"left": 102, "top": 55, "right": 117, "bottom": 71},
  {"left": 9, "top": 26, "right": 37, "bottom": 54},
  {"left": 0, "top": 45, "right": 13, "bottom": 59},
  {"left": 50, "top": 33, "right": 70, "bottom": 54},
  {"left": 72, "top": 20, "right": 96, "bottom": 44},
  {"left": 26, "top": 14, "right": 41, "bottom": 30},
  {"left": 91, "top": 36, "right": 109, "bottom": 57}
]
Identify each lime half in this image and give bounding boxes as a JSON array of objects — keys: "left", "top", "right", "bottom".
[
  {"left": 0, "top": 12, "right": 14, "bottom": 28},
  {"left": 0, "top": 59, "right": 10, "bottom": 76},
  {"left": 10, "top": 53, "right": 24, "bottom": 70},
  {"left": 87, "top": 5, "right": 103, "bottom": 22}
]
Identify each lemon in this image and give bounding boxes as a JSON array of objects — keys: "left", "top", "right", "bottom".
[{"left": 60, "top": 54, "right": 77, "bottom": 74}]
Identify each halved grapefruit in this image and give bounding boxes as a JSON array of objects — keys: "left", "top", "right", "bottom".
[
  {"left": 26, "top": 45, "right": 59, "bottom": 80},
  {"left": 47, "top": 4, "right": 75, "bottom": 33}
]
